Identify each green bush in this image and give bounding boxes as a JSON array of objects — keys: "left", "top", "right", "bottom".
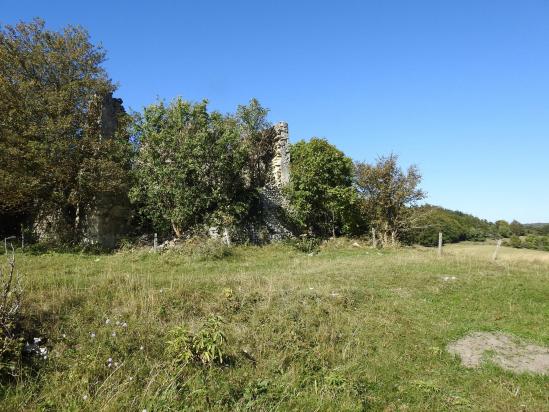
[
  {"left": 166, "top": 315, "right": 228, "bottom": 366},
  {"left": 288, "top": 236, "right": 321, "bottom": 254}
]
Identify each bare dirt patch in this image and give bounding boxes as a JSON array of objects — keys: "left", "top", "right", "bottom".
[{"left": 448, "top": 332, "right": 549, "bottom": 375}]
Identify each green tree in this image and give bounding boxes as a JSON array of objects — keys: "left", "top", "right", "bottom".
[
  {"left": 355, "top": 154, "right": 426, "bottom": 246},
  {"left": 130, "top": 98, "right": 250, "bottom": 237},
  {"left": 236, "top": 98, "right": 273, "bottom": 188},
  {"left": 0, "top": 19, "right": 131, "bottom": 241},
  {"left": 509, "top": 220, "right": 525, "bottom": 236},
  {"left": 287, "top": 138, "right": 358, "bottom": 237},
  {"left": 495, "top": 220, "right": 511, "bottom": 238}
]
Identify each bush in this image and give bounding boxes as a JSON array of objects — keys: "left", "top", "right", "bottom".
[
  {"left": 167, "top": 315, "right": 228, "bottom": 366},
  {"left": 288, "top": 236, "right": 321, "bottom": 254},
  {"left": 191, "top": 239, "right": 233, "bottom": 261},
  {"left": 0, "top": 249, "right": 23, "bottom": 380}
]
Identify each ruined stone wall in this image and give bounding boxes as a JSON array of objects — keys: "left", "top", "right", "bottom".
[
  {"left": 81, "top": 93, "right": 130, "bottom": 248},
  {"left": 271, "top": 122, "right": 290, "bottom": 189},
  {"left": 258, "top": 121, "right": 294, "bottom": 240}
]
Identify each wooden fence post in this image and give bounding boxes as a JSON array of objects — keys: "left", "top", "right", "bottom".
[
  {"left": 153, "top": 233, "right": 158, "bottom": 252},
  {"left": 438, "top": 232, "right": 443, "bottom": 257},
  {"left": 372, "top": 228, "right": 377, "bottom": 248},
  {"left": 492, "top": 239, "right": 502, "bottom": 261}
]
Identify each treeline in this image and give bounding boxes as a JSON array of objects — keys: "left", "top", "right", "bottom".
[
  {"left": 1, "top": 19, "right": 537, "bottom": 250},
  {"left": 402, "top": 205, "right": 496, "bottom": 246}
]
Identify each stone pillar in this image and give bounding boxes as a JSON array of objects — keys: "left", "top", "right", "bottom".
[{"left": 271, "top": 122, "right": 290, "bottom": 188}]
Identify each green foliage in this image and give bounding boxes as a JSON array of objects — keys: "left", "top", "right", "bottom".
[
  {"left": 402, "top": 205, "right": 495, "bottom": 246},
  {"left": 0, "top": 19, "right": 132, "bottom": 242},
  {"left": 495, "top": 220, "right": 512, "bottom": 238},
  {"left": 505, "top": 235, "right": 549, "bottom": 251},
  {"left": 167, "top": 316, "right": 228, "bottom": 366},
  {"left": 130, "top": 98, "right": 252, "bottom": 237},
  {"left": 287, "top": 138, "right": 359, "bottom": 237},
  {"left": 355, "top": 154, "right": 426, "bottom": 245},
  {"left": 287, "top": 235, "right": 322, "bottom": 254}
]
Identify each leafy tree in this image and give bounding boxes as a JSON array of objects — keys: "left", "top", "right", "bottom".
[
  {"left": 355, "top": 154, "right": 425, "bottom": 245},
  {"left": 236, "top": 99, "right": 273, "bottom": 188},
  {"left": 509, "top": 220, "right": 525, "bottom": 236},
  {"left": 495, "top": 220, "right": 512, "bottom": 238},
  {"left": 0, "top": 19, "right": 131, "bottom": 241},
  {"left": 287, "top": 138, "right": 358, "bottom": 237},
  {"left": 130, "top": 98, "right": 250, "bottom": 237}
]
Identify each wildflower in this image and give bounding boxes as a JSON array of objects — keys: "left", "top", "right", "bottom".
[
  {"left": 115, "top": 320, "right": 120, "bottom": 326},
  {"left": 83, "top": 395, "right": 88, "bottom": 400},
  {"left": 105, "top": 318, "right": 111, "bottom": 324},
  {"left": 111, "top": 332, "right": 116, "bottom": 337},
  {"left": 122, "top": 322, "right": 128, "bottom": 328},
  {"left": 139, "top": 346, "right": 144, "bottom": 351},
  {"left": 129, "top": 376, "right": 134, "bottom": 381},
  {"left": 33, "top": 337, "right": 42, "bottom": 343},
  {"left": 62, "top": 334, "right": 67, "bottom": 338},
  {"left": 90, "top": 332, "right": 96, "bottom": 338}
]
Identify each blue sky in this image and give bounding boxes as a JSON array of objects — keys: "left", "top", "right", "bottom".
[{"left": 3, "top": 0, "right": 548, "bottom": 223}]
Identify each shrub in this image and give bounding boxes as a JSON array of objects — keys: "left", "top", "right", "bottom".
[
  {"left": 192, "top": 239, "right": 233, "bottom": 261},
  {"left": 167, "top": 315, "right": 228, "bottom": 366},
  {"left": 0, "top": 248, "right": 23, "bottom": 380},
  {"left": 288, "top": 236, "right": 321, "bottom": 254}
]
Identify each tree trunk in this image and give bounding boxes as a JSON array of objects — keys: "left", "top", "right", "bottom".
[{"left": 172, "top": 221, "right": 182, "bottom": 238}]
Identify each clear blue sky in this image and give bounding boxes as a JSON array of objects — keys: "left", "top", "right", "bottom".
[{"left": 3, "top": 0, "right": 549, "bottom": 223}]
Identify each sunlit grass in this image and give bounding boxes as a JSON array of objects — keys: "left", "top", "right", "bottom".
[{"left": 2, "top": 240, "right": 548, "bottom": 411}]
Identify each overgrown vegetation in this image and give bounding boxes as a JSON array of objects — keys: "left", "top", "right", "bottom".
[{"left": 0, "top": 248, "right": 23, "bottom": 381}]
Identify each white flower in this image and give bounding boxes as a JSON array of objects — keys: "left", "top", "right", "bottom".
[
  {"left": 115, "top": 320, "right": 120, "bottom": 326},
  {"left": 111, "top": 332, "right": 116, "bottom": 337},
  {"left": 105, "top": 318, "right": 111, "bottom": 324},
  {"left": 139, "top": 346, "right": 144, "bottom": 351},
  {"left": 129, "top": 376, "right": 133, "bottom": 381},
  {"left": 62, "top": 334, "right": 66, "bottom": 338},
  {"left": 33, "top": 337, "right": 42, "bottom": 343},
  {"left": 122, "top": 322, "right": 128, "bottom": 328},
  {"left": 83, "top": 395, "right": 88, "bottom": 400},
  {"left": 90, "top": 332, "right": 96, "bottom": 338},
  {"left": 39, "top": 347, "right": 47, "bottom": 355},
  {"left": 107, "top": 357, "right": 112, "bottom": 363}
]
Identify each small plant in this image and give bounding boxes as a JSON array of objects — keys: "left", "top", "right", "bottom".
[
  {"left": 289, "top": 235, "right": 321, "bottom": 254},
  {"left": 0, "top": 246, "right": 23, "bottom": 380},
  {"left": 167, "top": 315, "right": 228, "bottom": 366},
  {"left": 192, "top": 239, "right": 233, "bottom": 261}
]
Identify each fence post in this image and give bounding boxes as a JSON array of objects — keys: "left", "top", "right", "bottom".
[
  {"left": 21, "top": 224, "right": 24, "bottom": 250},
  {"left": 153, "top": 233, "right": 158, "bottom": 252},
  {"left": 438, "top": 232, "right": 443, "bottom": 257},
  {"left": 492, "top": 239, "right": 502, "bottom": 261},
  {"left": 371, "top": 228, "right": 377, "bottom": 248}
]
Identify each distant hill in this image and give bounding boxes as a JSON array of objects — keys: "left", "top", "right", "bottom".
[{"left": 402, "top": 204, "right": 497, "bottom": 246}]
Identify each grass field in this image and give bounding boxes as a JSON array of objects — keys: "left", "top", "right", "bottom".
[{"left": 1, "top": 240, "right": 548, "bottom": 411}]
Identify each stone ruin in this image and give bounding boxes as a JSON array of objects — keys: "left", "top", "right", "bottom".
[
  {"left": 209, "top": 121, "right": 295, "bottom": 243},
  {"left": 35, "top": 94, "right": 294, "bottom": 248},
  {"left": 33, "top": 93, "right": 131, "bottom": 249},
  {"left": 257, "top": 122, "right": 294, "bottom": 240}
]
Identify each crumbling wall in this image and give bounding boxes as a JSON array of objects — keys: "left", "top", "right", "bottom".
[
  {"left": 81, "top": 93, "right": 130, "bottom": 248},
  {"left": 258, "top": 122, "right": 294, "bottom": 240}
]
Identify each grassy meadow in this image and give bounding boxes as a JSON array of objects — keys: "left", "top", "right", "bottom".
[{"left": 1, "top": 240, "right": 548, "bottom": 411}]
